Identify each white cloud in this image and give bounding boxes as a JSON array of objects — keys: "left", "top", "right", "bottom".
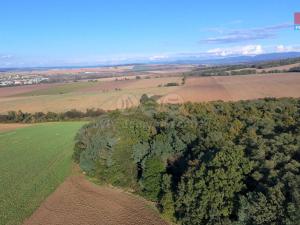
[
  {"left": 0, "top": 55, "right": 13, "bottom": 59},
  {"left": 276, "top": 45, "right": 300, "bottom": 52},
  {"left": 202, "top": 23, "right": 292, "bottom": 44},
  {"left": 149, "top": 55, "right": 169, "bottom": 61},
  {"left": 207, "top": 45, "right": 264, "bottom": 57}
]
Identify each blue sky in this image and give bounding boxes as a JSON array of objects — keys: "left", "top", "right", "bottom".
[{"left": 0, "top": 0, "right": 300, "bottom": 67}]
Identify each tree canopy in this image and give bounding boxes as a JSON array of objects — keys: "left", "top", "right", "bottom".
[{"left": 74, "top": 97, "right": 300, "bottom": 225}]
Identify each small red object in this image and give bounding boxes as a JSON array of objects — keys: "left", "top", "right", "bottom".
[{"left": 295, "top": 13, "right": 300, "bottom": 25}]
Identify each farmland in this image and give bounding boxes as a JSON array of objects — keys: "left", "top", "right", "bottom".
[
  {"left": 0, "top": 73, "right": 300, "bottom": 114},
  {"left": 23, "top": 175, "right": 168, "bottom": 225},
  {"left": 0, "top": 122, "right": 85, "bottom": 225}
]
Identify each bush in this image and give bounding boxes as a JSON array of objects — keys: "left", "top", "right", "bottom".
[
  {"left": 0, "top": 108, "right": 106, "bottom": 123},
  {"left": 164, "top": 82, "right": 179, "bottom": 87}
]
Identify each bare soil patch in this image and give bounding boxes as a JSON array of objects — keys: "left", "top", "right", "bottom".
[
  {"left": 23, "top": 175, "right": 168, "bottom": 225},
  {"left": 0, "top": 123, "right": 31, "bottom": 133},
  {"left": 256, "top": 63, "right": 300, "bottom": 72},
  {"left": 1, "top": 74, "right": 299, "bottom": 114},
  {"left": 125, "top": 77, "right": 182, "bottom": 90},
  {"left": 171, "top": 73, "right": 300, "bottom": 102},
  {"left": 78, "top": 79, "right": 137, "bottom": 93}
]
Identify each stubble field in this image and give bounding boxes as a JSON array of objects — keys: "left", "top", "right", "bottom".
[{"left": 0, "top": 73, "right": 300, "bottom": 114}]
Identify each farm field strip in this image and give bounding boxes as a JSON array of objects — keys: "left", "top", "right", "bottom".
[
  {"left": 171, "top": 73, "right": 300, "bottom": 102},
  {"left": 0, "top": 86, "right": 178, "bottom": 113},
  {"left": 1, "top": 73, "right": 300, "bottom": 114},
  {"left": 0, "top": 122, "right": 85, "bottom": 225},
  {"left": 12, "top": 81, "right": 100, "bottom": 97}
]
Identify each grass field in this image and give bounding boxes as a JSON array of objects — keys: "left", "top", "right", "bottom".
[
  {"left": 14, "top": 81, "right": 100, "bottom": 97},
  {"left": 0, "top": 122, "right": 85, "bottom": 225}
]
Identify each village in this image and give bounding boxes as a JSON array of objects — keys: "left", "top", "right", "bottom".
[{"left": 0, "top": 74, "right": 49, "bottom": 87}]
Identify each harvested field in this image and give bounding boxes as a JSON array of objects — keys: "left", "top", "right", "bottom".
[
  {"left": 256, "top": 62, "right": 300, "bottom": 72},
  {"left": 125, "top": 76, "right": 182, "bottom": 89},
  {"left": 78, "top": 79, "right": 136, "bottom": 93},
  {"left": 0, "top": 83, "right": 61, "bottom": 97},
  {"left": 14, "top": 82, "right": 99, "bottom": 97},
  {"left": 23, "top": 175, "right": 168, "bottom": 225},
  {"left": 171, "top": 73, "right": 300, "bottom": 102},
  {"left": 0, "top": 77, "right": 180, "bottom": 113},
  {"left": 1, "top": 74, "right": 300, "bottom": 113}
]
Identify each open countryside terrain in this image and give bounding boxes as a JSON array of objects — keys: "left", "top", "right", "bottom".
[
  {"left": 23, "top": 175, "right": 168, "bottom": 225},
  {"left": 0, "top": 73, "right": 300, "bottom": 113},
  {"left": 0, "top": 122, "right": 85, "bottom": 225},
  {"left": 171, "top": 73, "right": 300, "bottom": 102},
  {"left": 0, "top": 122, "right": 168, "bottom": 225}
]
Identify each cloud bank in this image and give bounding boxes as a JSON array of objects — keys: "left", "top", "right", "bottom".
[{"left": 202, "top": 23, "right": 293, "bottom": 44}]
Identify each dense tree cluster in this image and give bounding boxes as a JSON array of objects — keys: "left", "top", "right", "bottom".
[
  {"left": 289, "top": 66, "right": 300, "bottom": 72},
  {"left": 187, "top": 57, "right": 300, "bottom": 77},
  {"left": 74, "top": 97, "right": 300, "bottom": 224},
  {"left": 0, "top": 108, "right": 105, "bottom": 123}
]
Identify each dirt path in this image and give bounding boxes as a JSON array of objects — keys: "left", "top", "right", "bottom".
[
  {"left": 0, "top": 123, "right": 31, "bottom": 133},
  {"left": 23, "top": 175, "right": 169, "bottom": 225}
]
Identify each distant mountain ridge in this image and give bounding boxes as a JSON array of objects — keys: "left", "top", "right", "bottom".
[
  {"left": 1, "top": 52, "right": 300, "bottom": 72},
  {"left": 160, "top": 52, "right": 300, "bottom": 65}
]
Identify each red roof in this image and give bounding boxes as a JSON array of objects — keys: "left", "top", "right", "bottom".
[{"left": 295, "top": 13, "right": 300, "bottom": 24}]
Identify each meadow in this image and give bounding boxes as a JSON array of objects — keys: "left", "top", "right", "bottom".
[{"left": 0, "top": 122, "right": 85, "bottom": 225}]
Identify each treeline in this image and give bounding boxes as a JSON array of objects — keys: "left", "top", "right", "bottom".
[
  {"left": 255, "top": 57, "right": 300, "bottom": 69},
  {"left": 0, "top": 108, "right": 105, "bottom": 123},
  {"left": 188, "top": 66, "right": 258, "bottom": 77},
  {"left": 188, "top": 57, "right": 300, "bottom": 77},
  {"left": 74, "top": 97, "right": 300, "bottom": 225}
]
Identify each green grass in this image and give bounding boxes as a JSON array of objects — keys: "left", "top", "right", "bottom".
[
  {"left": 15, "top": 81, "right": 99, "bottom": 97},
  {"left": 0, "top": 122, "right": 85, "bottom": 225}
]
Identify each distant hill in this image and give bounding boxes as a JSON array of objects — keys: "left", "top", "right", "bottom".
[
  {"left": 1, "top": 52, "right": 300, "bottom": 72},
  {"left": 164, "top": 52, "right": 300, "bottom": 65}
]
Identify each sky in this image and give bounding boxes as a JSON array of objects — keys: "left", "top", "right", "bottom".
[{"left": 0, "top": 0, "right": 300, "bottom": 67}]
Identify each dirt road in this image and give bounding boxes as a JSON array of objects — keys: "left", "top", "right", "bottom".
[{"left": 23, "top": 175, "right": 169, "bottom": 225}]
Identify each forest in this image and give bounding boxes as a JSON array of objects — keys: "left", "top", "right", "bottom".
[
  {"left": 187, "top": 57, "right": 300, "bottom": 77},
  {"left": 73, "top": 96, "right": 300, "bottom": 225}
]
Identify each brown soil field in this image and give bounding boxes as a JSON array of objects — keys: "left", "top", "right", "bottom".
[
  {"left": 0, "top": 77, "right": 180, "bottom": 113},
  {"left": 0, "top": 123, "right": 30, "bottom": 132},
  {"left": 1, "top": 74, "right": 299, "bottom": 113},
  {"left": 23, "top": 175, "right": 168, "bottom": 225},
  {"left": 256, "top": 63, "right": 300, "bottom": 72},
  {"left": 0, "top": 83, "right": 61, "bottom": 97},
  {"left": 170, "top": 73, "right": 300, "bottom": 102},
  {"left": 124, "top": 76, "right": 182, "bottom": 89},
  {"left": 78, "top": 79, "right": 137, "bottom": 93},
  {"left": 229, "top": 63, "right": 300, "bottom": 74}
]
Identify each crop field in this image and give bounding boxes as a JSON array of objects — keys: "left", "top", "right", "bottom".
[
  {"left": 23, "top": 175, "right": 168, "bottom": 225},
  {"left": 0, "top": 73, "right": 300, "bottom": 114},
  {"left": 0, "top": 76, "right": 181, "bottom": 113},
  {"left": 13, "top": 81, "right": 100, "bottom": 97},
  {"left": 171, "top": 73, "right": 300, "bottom": 102},
  {"left": 0, "top": 122, "right": 85, "bottom": 225}
]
